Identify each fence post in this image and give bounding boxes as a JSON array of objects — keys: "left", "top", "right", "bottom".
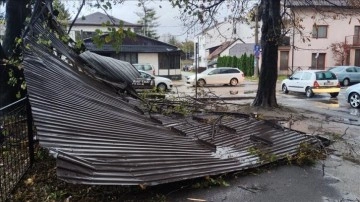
[{"left": 26, "top": 97, "right": 35, "bottom": 165}]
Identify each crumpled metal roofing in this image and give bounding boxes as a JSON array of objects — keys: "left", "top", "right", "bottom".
[
  {"left": 22, "top": 15, "right": 318, "bottom": 186},
  {"left": 79, "top": 51, "right": 140, "bottom": 87},
  {"left": 23, "top": 43, "right": 317, "bottom": 185},
  {"left": 84, "top": 43, "right": 180, "bottom": 53}
]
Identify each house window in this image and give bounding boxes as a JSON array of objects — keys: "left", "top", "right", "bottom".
[
  {"left": 75, "top": 31, "right": 81, "bottom": 41},
  {"left": 279, "top": 51, "right": 289, "bottom": 70},
  {"left": 312, "top": 25, "right": 328, "bottom": 38},
  {"left": 75, "top": 30, "right": 96, "bottom": 40},
  {"left": 81, "top": 31, "right": 96, "bottom": 39},
  {"left": 158, "top": 53, "right": 180, "bottom": 70},
  {"left": 112, "top": 53, "right": 138, "bottom": 64},
  {"left": 354, "top": 26, "right": 360, "bottom": 45},
  {"left": 355, "top": 49, "right": 360, "bottom": 66},
  {"left": 311, "top": 53, "right": 326, "bottom": 69}
]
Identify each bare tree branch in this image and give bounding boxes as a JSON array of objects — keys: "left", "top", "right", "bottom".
[{"left": 67, "top": 0, "right": 85, "bottom": 34}]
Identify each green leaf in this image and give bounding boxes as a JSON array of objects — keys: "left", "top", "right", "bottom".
[
  {"left": 16, "top": 91, "right": 21, "bottom": 99},
  {"left": 106, "top": 2, "right": 111, "bottom": 8},
  {"left": 221, "top": 180, "right": 230, "bottom": 187},
  {"left": 105, "top": 35, "right": 112, "bottom": 43}
]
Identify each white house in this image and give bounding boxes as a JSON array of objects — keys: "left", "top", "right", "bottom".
[
  {"left": 194, "top": 20, "right": 257, "bottom": 68},
  {"left": 68, "top": 12, "right": 142, "bottom": 41}
]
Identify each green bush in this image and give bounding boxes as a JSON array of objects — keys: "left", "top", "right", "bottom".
[{"left": 217, "top": 54, "right": 254, "bottom": 76}]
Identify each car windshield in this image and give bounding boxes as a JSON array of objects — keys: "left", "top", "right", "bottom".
[
  {"left": 315, "top": 71, "right": 337, "bottom": 80},
  {"left": 139, "top": 72, "right": 152, "bottom": 79},
  {"left": 200, "top": 68, "right": 216, "bottom": 75},
  {"left": 143, "top": 65, "right": 152, "bottom": 71},
  {"left": 330, "top": 66, "right": 345, "bottom": 72},
  {"left": 133, "top": 64, "right": 152, "bottom": 71}
]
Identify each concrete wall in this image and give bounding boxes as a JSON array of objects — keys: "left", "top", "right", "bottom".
[{"left": 138, "top": 53, "right": 159, "bottom": 75}]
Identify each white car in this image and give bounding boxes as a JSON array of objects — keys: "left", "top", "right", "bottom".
[
  {"left": 138, "top": 70, "right": 172, "bottom": 91},
  {"left": 345, "top": 83, "right": 360, "bottom": 108},
  {"left": 281, "top": 70, "right": 340, "bottom": 98},
  {"left": 133, "top": 63, "right": 155, "bottom": 75},
  {"left": 186, "top": 67, "right": 244, "bottom": 86}
]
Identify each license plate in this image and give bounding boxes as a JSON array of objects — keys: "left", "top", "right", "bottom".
[{"left": 324, "top": 81, "right": 334, "bottom": 86}]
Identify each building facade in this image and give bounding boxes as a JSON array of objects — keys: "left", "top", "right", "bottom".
[
  {"left": 194, "top": 20, "right": 257, "bottom": 68},
  {"left": 68, "top": 12, "right": 182, "bottom": 79},
  {"left": 68, "top": 12, "right": 141, "bottom": 41},
  {"left": 283, "top": 1, "right": 360, "bottom": 75}
]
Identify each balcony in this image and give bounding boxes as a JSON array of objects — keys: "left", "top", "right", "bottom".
[{"left": 345, "top": 35, "right": 360, "bottom": 46}]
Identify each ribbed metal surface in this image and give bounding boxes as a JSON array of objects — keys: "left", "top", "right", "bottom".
[
  {"left": 22, "top": 18, "right": 317, "bottom": 186},
  {"left": 79, "top": 51, "right": 140, "bottom": 85},
  {"left": 85, "top": 43, "right": 180, "bottom": 53}
]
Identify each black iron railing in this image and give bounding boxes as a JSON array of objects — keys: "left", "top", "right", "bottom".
[{"left": 0, "top": 97, "right": 34, "bottom": 202}]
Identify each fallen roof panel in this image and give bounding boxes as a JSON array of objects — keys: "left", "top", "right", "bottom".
[{"left": 22, "top": 21, "right": 318, "bottom": 186}]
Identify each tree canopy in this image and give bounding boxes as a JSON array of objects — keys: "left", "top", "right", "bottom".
[{"left": 135, "top": 0, "right": 160, "bottom": 39}]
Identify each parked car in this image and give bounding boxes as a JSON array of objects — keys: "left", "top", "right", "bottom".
[
  {"left": 186, "top": 67, "right": 244, "bottom": 86},
  {"left": 131, "top": 76, "right": 155, "bottom": 91},
  {"left": 281, "top": 70, "right": 340, "bottom": 98},
  {"left": 345, "top": 83, "right": 360, "bottom": 108},
  {"left": 328, "top": 66, "right": 360, "bottom": 86},
  {"left": 138, "top": 70, "right": 173, "bottom": 91},
  {"left": 133, "top": 63, "right": 155, "bottom": 75}
]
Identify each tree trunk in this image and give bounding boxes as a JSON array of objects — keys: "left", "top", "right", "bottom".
[
  {"left": 252, "top": 0, "right": 281, "bottom": 108},
  {"left": 3, "top": 0, "right": 31, "bottom": 57},
  {"left": 0, "top": 0, "right": 30, "bottom": 108}
]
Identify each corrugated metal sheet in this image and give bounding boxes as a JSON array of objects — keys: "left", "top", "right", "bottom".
[
  {"left": 79, "top": 51, "right": 140, "bottom": 85},
  {"left": 84, "top": 43, "right": 180, "bottom": 53},
  {"left": 27, "top": 22, "right": 138, "bottom": 95},
  {"left": 22, "top": 18, "right": 319, "bottom": 186}
]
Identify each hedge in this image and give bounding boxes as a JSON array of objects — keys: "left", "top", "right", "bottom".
[{"left": 217, "top": 54, "right": 254, "bottom": 76}]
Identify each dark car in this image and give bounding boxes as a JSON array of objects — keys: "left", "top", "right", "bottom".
[{"left": 329, "top": 66, "right": 360, "bottom": 86}]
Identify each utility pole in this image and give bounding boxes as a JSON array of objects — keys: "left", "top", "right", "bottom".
[
  {"left": 195, "top": 40, "right": 199, "bottom": 99},
  {"left": 254, "top": 3, "right": 259, "bottom": 77}
]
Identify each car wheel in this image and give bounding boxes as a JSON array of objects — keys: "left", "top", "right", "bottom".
[
  {"left": 230, "top": 78, "right": 238, "bottom": 86},
  {"left": 305, "top": 87, "right": 314, "bottom": 98},
  {"left": 197, "top": 79, "right": 206, "bottom": 87},
  {"left": 282, "top": 84, "right": 289, "bottom": 94},
  {"left": 349, "top": 92, "right": 360, "bottom": 108},
  {"left": 330, "top": 92, "right": 339, "bottom": 98},
  {"left": 157, "top": 83, "right": 167, "bottom": 92},
  {"left": 343, "top": 78, "right": 350, "bottom": 86}
]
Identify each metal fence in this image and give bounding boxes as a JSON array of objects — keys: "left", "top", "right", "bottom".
[{"left": 0, "top": 97, "right": 34, "bottom": 202}]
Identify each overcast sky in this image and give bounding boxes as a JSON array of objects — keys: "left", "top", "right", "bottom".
[{"left": 67, "top": 0, "right": 195, "bottom": 42}]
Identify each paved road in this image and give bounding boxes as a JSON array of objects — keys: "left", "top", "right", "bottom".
[{"left": 171, "top": 75, "right": 360, "bottom": 123}]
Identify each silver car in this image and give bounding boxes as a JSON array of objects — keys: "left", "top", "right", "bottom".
[
  {"left": 329, "top": 66, "right": 360, "bottom": 86},
  {"left": 345, "top": 83, "right": 360, "bottom": 108}
]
